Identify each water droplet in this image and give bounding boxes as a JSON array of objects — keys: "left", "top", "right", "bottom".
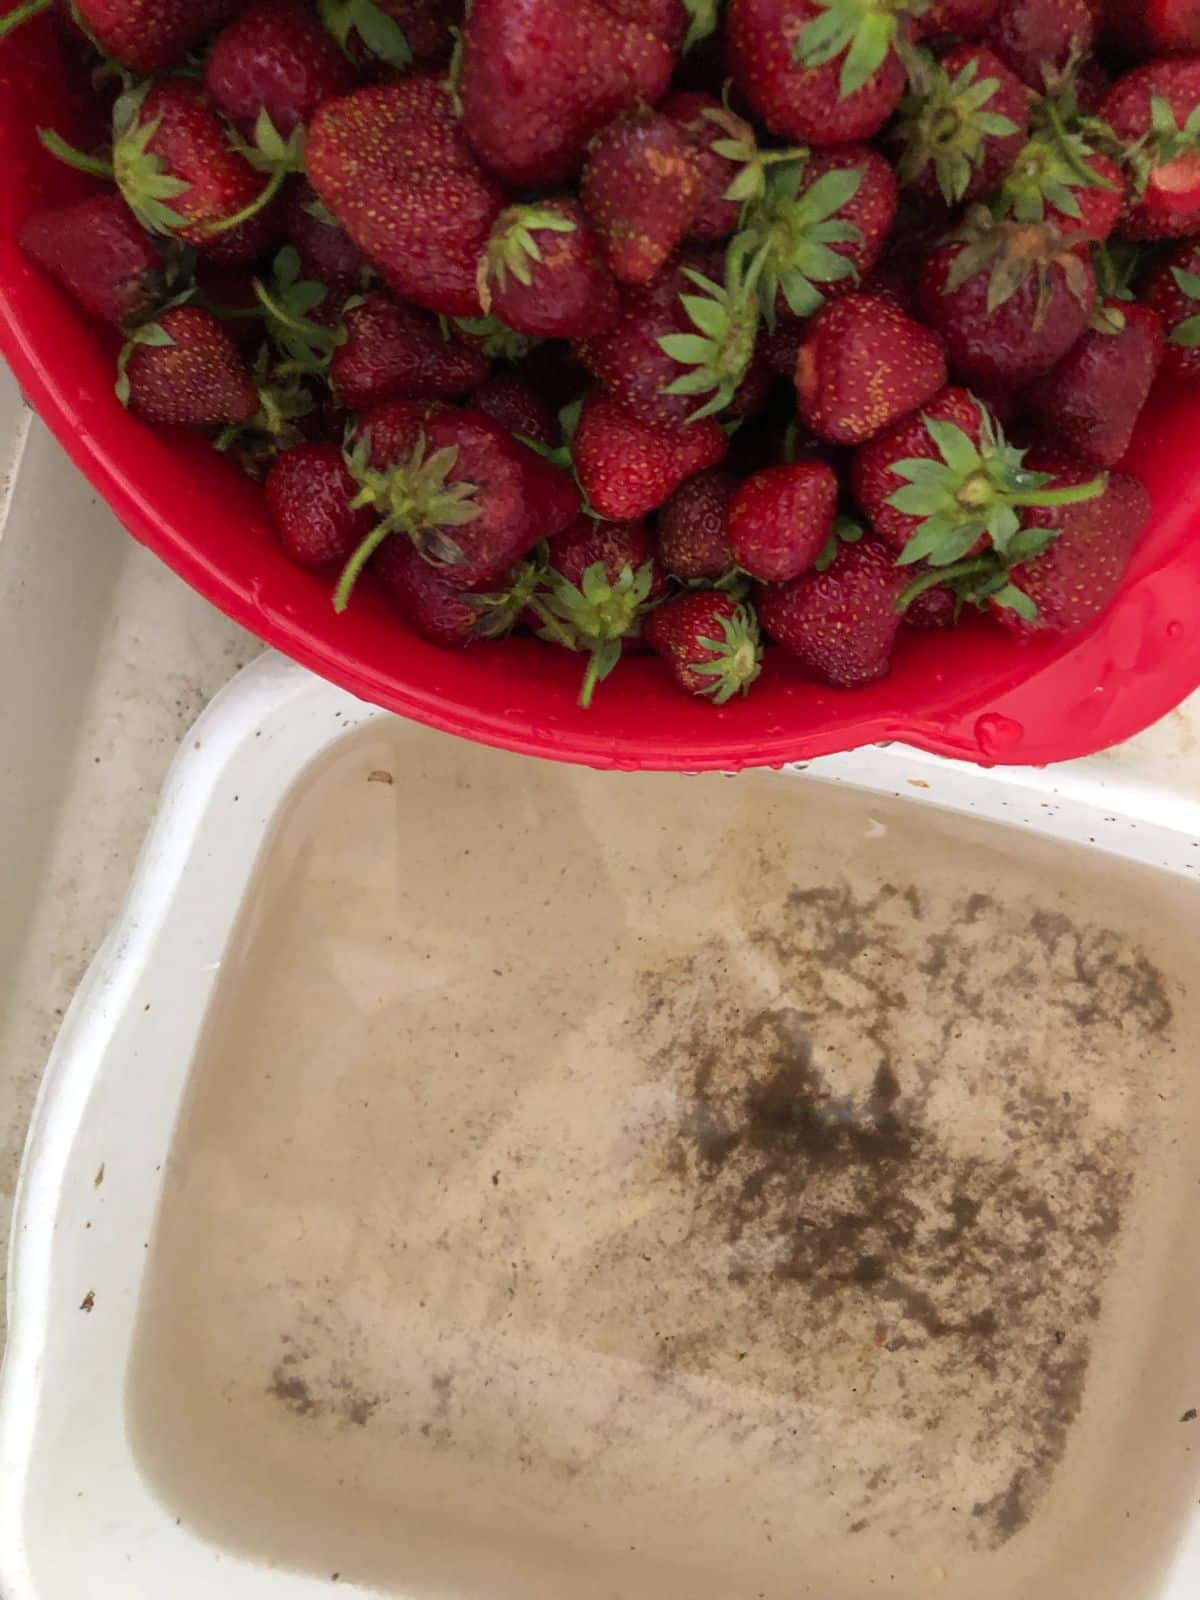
[
  {"left": 974, "top": 713, "right": 1024, "bottom": 758},
  {"left": 1167, "top": 620, "right": 1184, "bottom": 641}
]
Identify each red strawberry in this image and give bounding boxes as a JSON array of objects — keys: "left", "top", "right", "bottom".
[
  {"left": 990, "top": 456, "right": 1151, "bottom": 636},
  {"left": 1102, "top": 60, "right": 1200, "bottom": 241},
  {"left": 727, "top": 0, "right": 909, "bottom": 147},
  {"left": 544, "top": 514, "right": 661, "bottom": 592},
  {"left": 1022, "top": 300, "right": 1164, "bottom": 467},
  {"left": 471, "top": 371, "right": 560, "bottom": 449},
  {"left": 373, "top": 540, "right": 544, "bottom": 648},
  {"left": 999, "top": 142, "right": 1124, "bottom": 239},
  {"left": 18, "top": 192, "right": 160, "bottom": 325},
  {"left": 204, "top": 0, "right": 355, "bottom": 139},
  {"left": 913, "top": 0, "right": 1000, "bottom": 39},
  {"left": 728, "top": 461, "right": 838, "bottom": 581},
  {"left": 1108, "top": 1, "right": 1200, "bottom": 58},
  {"left": 478, "top": 199, "right": 620, "bottom": 339},
  {"left": 284, "top": 181, "right": 369, "bottom": 292},
  {"left": 894, "top": 44, "right": 1029, "bottom": 206},
  {"left": 757, "top": 536, "right": 909, "bottom": 688},
  {"left": 1, "top": 0, "right": 241, "bottom": 73},
  {"left": 644, "top": 591, "right": 764, "bottom": 702},
  {"left": 338, "top": 400, "right": 580, "bottom": 602},
  {"left": 321, "top": 0, "right": 462, "bottom": 73},
  {"left": 795, "top": 293, "right": 948, "bottom": 446},
  {"left": 764, "top": 313, "right": 807, "bottom": 378},
  {"left": 1143, "top": 240, "right": 1200, "bottom": 382},
  {"left": 658, "top": 466, "right": 737, "bottom": 579},
  {"left": 119, "top": 304, "right": 258, "bottom": 427},
  {"left": 573, "top": 392, "right": 727, "bottom": 520},
  {"left": 903, "top": 583, "right": 959, "bottom": 629},
  {"left": 918, "top": 215, "right": 1096, "bottom": 387},
  {"left": 332, "top": 293, "right": 490, "bottom": 411},
  {"left": 661, "top": 92, "right": 750, "bottom": 243},
  {"left": 266, "top": 441, "right": 375, "bottom": 568},
  {"left": 306, "top": 76, "right": 509, "bottom": 317},
  {"left": 983, "top": 0, "right": 1094, "bottom": 92},
  {"left": 581, "top": 110, "right": 702, "bottom": 286},
  {"left": 460, "top": 0, "right": 680, "bottom": 188}
]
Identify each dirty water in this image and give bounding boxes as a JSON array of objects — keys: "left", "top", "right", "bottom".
[{"left": 127, "top": 726, "right": 1200, "bottom": 1598}]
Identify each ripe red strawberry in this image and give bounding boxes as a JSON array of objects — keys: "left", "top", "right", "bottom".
[
  {"left": 1102, "top": 60, "right": 1200, "bottom": 240},
  {"left": 853, "top": 386, "right": 987, "bottom": 555},
  {"left": 321, "top": 0, "right": 462, "bottom": 73},
  {"left": 757, "top": 535, "right": 909, "bottom": 688},
  {"left": 460, "top": 0, "right": 680, "bottom": 188},
  {"left": 727, "top": 0, "right": 909, "bottom": 147},
  {"left": 914, "top": 0, "right": 1000, "bottom": 39},
  {"left": 573, "top": 392, "right": 728, "bottom": 519},
  {"left": 658, "top": 466, "right": 737, "bottom": 579},
  {"left": 478, "top": 199, "right": 620, "bottom": 339},
  {"left": 894, "top": 45, "right": 1029, "bottom": 206},
  {"left": 205, "top": 1, "right": 355, "bottom": 139},
  {"left": 1143, "top": 240, "right": 1200, "bottom": 383},
  {"left": 1107, "top": 0, "right": 1200, "bottom": 58},
  {"left": 918, "top": 215, "right": 1096, "bottom": 387},
  {"left": 544, "top": 514, "right": 662, "bottom": 593},
  {"left": 471, "top": 371, "right": 560, "bottom": 450},
  {"left": 332, "top": 294, "right": 490, "bottom": 411},
  {"left": 0, "top": 0, "right": 241, "bottom": 72},
  {"left": 999, "top": 141, "right": 1124, "bottom": 239},
  {"left": 18, "top": 192, "right": 161, "bottom": 325},
  {"left": 581, "top": 110, "right": 702, "bottom": 287},
  {"left": 338, "top": 400, "right": 580, "bottom": 603},
  {"left": 306, "top": 76, "right": 509, "bottom": 318},
  {"left": 903, "top": 583, "right": 959, "bottom": 629},
  {"left": 266, "top": 441, "right": 375, "bottom": 568},
  {"left": 284, "top": 181, "right": 369, "bottom": 292},
  {"left": 1022, "top": 300, "right": 1164, "bottom": 467},
  {"left": 795, "top": 293, "right": 948, "bottom": 446},
  {"left": 119, "top": 305, "right": 258, "bottom": 427},
  {"left": 728, "top": 461, "right": 838, "bottom": 581},
  {"left": 983, "top": 0, "right": 1094, "bottom": 91},
  {"left": 990, "top": 456, "right": 1151, "bottom": 636},
  {"left": 661, "top": 92, "right": 751, "bottom": 243},
  {"left": 373, "top": 540, "right": 545, "bottom": 647},
  {"left": 644, "top": 591, "right": 764, "bottom": 702}
]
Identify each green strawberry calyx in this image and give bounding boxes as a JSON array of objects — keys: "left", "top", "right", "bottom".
[
  {"left": 686, "top": 601, "right": 763, "bottom": 704},
  {"left": 1125, "top": 95, "right": 1200, "bottom": 202},
  {"left": 214, "top": 345, "right": 316, "bottom": 466},
  {"left": 885, "top": 399, "right": 1107, "bottom": 570},
  {"left": 943, "top": 207, "right": 1094, "bottom": 322},
  {"left": 815, "top": 513, "right": 865, "bottom": 572},
  {"left": 896, "top": 49, "right": 1020, "bottom": 206},
  {"left": 682, "top": 0, "right": 720, "bottom": 52},
  {"left": 794, "top": 0, "right": 928, "bottom": 99},
  {"left": 252, "top": 245, "right": 347, "bottom": 376},
  {"left": 732, "top": 159, "right": 865, "bottom": 325},
  {"left": 319, "top": 0, "right": 412, "bottom": 67},
  {"left": 1169, "top": 266, "right": 1200, "bottom": 348},
  {"left": 999, "top": 129, "right": 1118, "bottom": 227},
  {"left": 467, "top": 549, "right": 551, "bottom": 643},
  {"left": 659, "top": 258, "right": 761, "bottom": 423},
  {"left": 533, "top": 560, "right": 657, "bottom": 709},
  {"left": 702, "top": 107, "right": 809, "bottom": 215},
  {"left": 478, "top": 205, "right": 577, "bottom": 312},
  {"left": 449, "top": 313, "right": 541, "bottom": 363},
  {"left": 335, "top": 430, "right": 483, "bottom": 610}
]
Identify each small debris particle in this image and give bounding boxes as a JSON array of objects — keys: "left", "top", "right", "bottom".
[
  {"left": 80, "top": 1291, "right": 95, "bottom": 1313},
  {"left": 368, "top": 770, "right": 394, "bottom": 785},
  {"left": 907, "top": 779, "right": 931, "bottom": 789},
  {"left": 1182, "top": 1409, "right": 1197, "bottom": 1423},
  {"left": 94, "top": 1163, "right": 105, "bottom": 1189}
]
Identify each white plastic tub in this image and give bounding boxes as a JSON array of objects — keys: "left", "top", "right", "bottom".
[{"left": 2, "top": 654, "right": 1200, "bottom": 1599}]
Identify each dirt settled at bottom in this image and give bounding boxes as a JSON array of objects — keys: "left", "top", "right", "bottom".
[{"left": 126, "top": 725, "right": 1200, "bottom": 1600}]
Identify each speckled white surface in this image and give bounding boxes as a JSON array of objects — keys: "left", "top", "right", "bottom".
[{"left": 1, "top": 379, "right": 1200, "bottom": 1354}]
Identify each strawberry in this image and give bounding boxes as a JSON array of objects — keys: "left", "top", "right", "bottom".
[
  {"left": 205, "top": 1, "right": 355, "bottom": 141},
  {"left": 795, "top": 293, "right": 948, "bottom": 446},
  {"left": 332, "top": 293, "right": 490, "bottom": 411},
  {"left": 284, "top": 182, "right": 369, "bottom": 292},
  {"left": 581, "top": 110, "right": 702, "bottom": 287},
  {"left": 478, "top": 200, "right": 620, "bottom": 339},
  {"left": 373, "top": 540, "right": 545, "bottom": 647},
  {"left": 661, "top": 92, "right": 751, "bottom": 243},
  {"left": 728, "top": 460, "right": 838, "bottom": 581},
  {"left": 336, "top": 399, "right": 580, "bottom": 605},
  {"left": 903, "top": 583, "right": 959, "bottom": 628},
  {"left": 757, "top": 535, "right": 909, "bottom": 688},
  {"left": 18, "top": 192, "right": 161, "bottom": 325},
  {"left": 306, "top": 75, "right": 509, "bottom": 318},
  {"left": 1143, "top": 240, "right": 1200, "bottom": 382},
  {"left": 118, "top": 304, "right": 259, "bottom": 427},
  {"left": 266, "top": 440, "right": 375, "bottom": 568},
  {"left": 658, "top": 465, "right": 737, "bottom": 578},
  {"left": 851, "top": 386, "right": 1106, "bottom": 566},
  {"left": 727, "top": 0, "right": 909, "bottom": 147},
  {"left": 913, "top": 0, "right": 1000, "bottom": 40},
  {"left": 917, "top": 211, "right": 1097, "bottom": 387},
  {"left": 1, "top": 0, "right": 240, "bottom": 72},
  {"left": 998, "top": 141, "right": 1124, "bottom": 238},
  {"left": 459, "top": 0, "right": 680, "bottom": 189},
  {"left": 572, "top": 391, "right": 727, "bottom": 519},
  {"left": 644, "top": 591, "right": 764, "bottom": 701},
  {"left": 894, "top": 45, "right": 1029, "bottom": 206},
  {"left": 983, "top": 0, "right": 1094, "bottom": 92},
  {"left": 987, "top": 456, "right": 1151, "bottom": 636},
  {"left": 1107, "top": 1, "right": 1200, "bottom": 58},
  {"left": 471, "top": 371, "right": 560, "bottom": 450},
  {"left": 320, "top": 0, "right": 461, "bottom": 73},
  {"left": 1102, "top": 60, "right": 1200, "bottom": 241},
  {"left": 535, "top": 515, "right": 665, "bottom": 707},
  {"left": 1022, "top": 300, "right": 1164, "bottom": 467}
]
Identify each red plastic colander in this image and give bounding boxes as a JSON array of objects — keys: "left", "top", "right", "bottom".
[{"left": 2, "top": 14, "right": 1199, "bottom": 771}]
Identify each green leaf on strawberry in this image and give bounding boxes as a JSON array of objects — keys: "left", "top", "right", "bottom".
[
  {"left": 795, "top": 0, "right": 909, "bottom": 100},
  {"left": 682, "top": 0, "right": 721, "bottom": 52},
  {"left": 319, "top": 0, "right": 412, "bottom": 68},
  {"left": 109, "top": 86, "right": 193, "bottom": 237},
  {"left": 658, "top": 260, "right": 760, "bottom": 422},
  {"left": 815, "top": 513, "right": 865, "bottom": 573},
  {"left": 1125, "top": 94, "right": 1200, "bottom": 201},
  {"left": 450, "top": 314, "right": 541, "bottom": 363},
  {"left": 537, "top": 559, "right": 658, "bottom": 708},
  {"left": 732, "top": 160, "right": 864, "bottom": 325},
  {"left": 1169, "top": 266, "right": 1200, "bottom": 346},
  {"left": 252, "top": 246, "right": 345, "bottom": 376},
  {"left": 897, "top": 50, "right": 1020, "bottom": 206},
  {"left": 479, "top": 205, "right": 577, "bottom": 309}
]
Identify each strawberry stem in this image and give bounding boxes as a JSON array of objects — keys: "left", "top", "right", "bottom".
[
  {"left": 38, "top": 127, "right": 114, "bottom": 179},
  {"left": 0, "top": 0, "right": 51, "bottom": 38},
  {"left": 333, "top": 519, "right": 396, "bottom": 614},
  {"left": 200, "top": 167, "right": 287, "bottom": 237},
  {"left": 1015, "top": 476, "right": 1107, "bottom": 509},
  {"left": 898, "top": 558, "right": 991, "bottom": 612}
]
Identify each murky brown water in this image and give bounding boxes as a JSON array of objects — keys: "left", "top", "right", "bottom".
[{"left": 127, "top": 727, "right": 1200, "bottom": 1598}]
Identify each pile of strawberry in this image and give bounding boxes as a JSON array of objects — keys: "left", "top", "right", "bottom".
[{"left": 9, "top": 0, "right": 1200, "bottom": 707}]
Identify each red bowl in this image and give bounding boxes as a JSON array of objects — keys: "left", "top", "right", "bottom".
[{"left": 3, "top": 17, "right": 1200, "bottom": 771}]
